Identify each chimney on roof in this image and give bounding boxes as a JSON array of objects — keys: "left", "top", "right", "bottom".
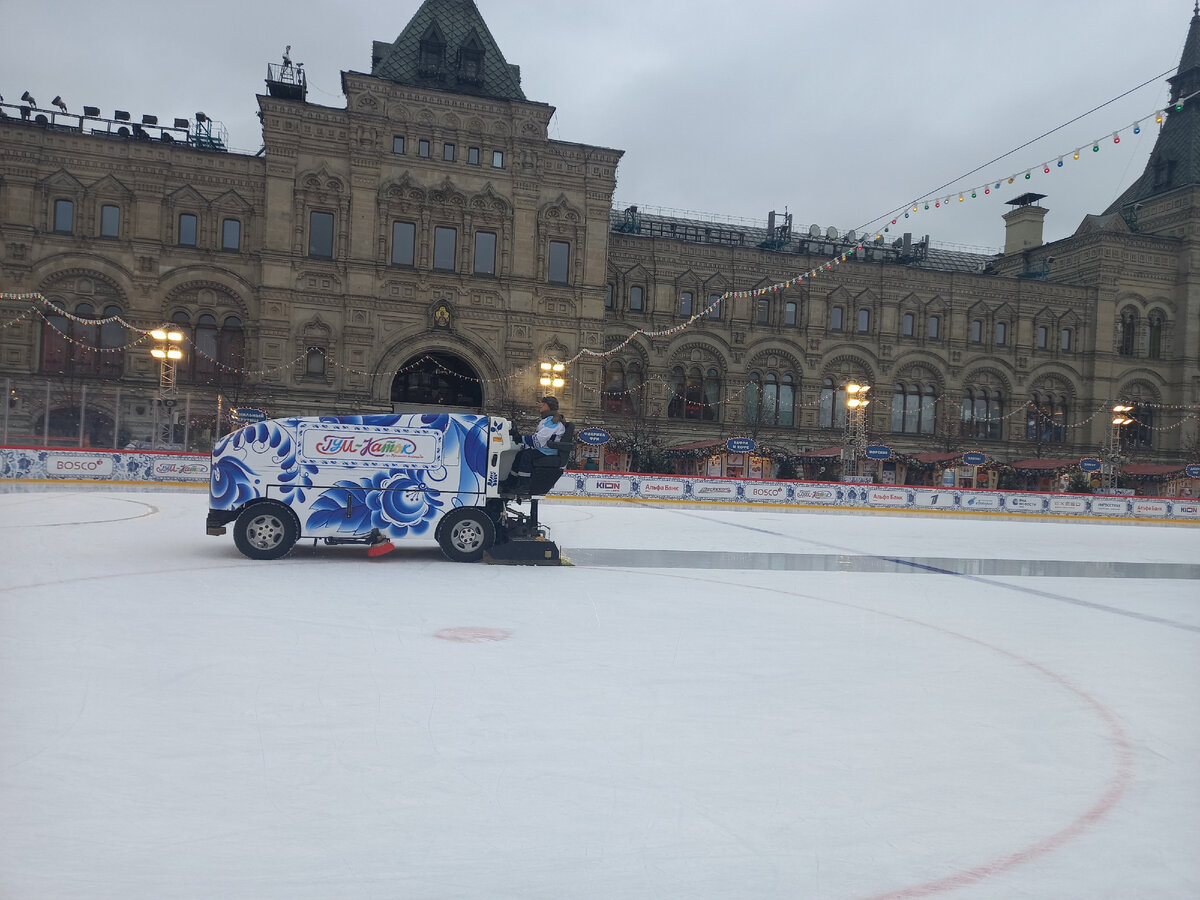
[{"left": 1003, "top": 192, "right": 1048, "bottom": 255}]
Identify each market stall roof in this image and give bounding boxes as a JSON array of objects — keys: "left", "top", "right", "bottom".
[
  {"left": 665, "top": 439, "right": 727, "bottom": 453},
  {"left": 1123, "top": 463, "right": 1189, "bottom": 476},
  {"left": 1008, "top": 458, "right": 1082, "bottom": 470}
]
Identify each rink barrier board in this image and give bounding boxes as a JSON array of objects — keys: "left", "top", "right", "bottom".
[{"left": 2, "top": 447, "right": 1197, "bottom": 523}]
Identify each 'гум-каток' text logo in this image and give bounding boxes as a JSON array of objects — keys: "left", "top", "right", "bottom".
[{"left": 312, "top": 435, "right": 419, "bottom": 458}]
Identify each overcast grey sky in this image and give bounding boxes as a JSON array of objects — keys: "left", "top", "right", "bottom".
[{"left": 4, "top": 1, "right": 1189, "bottom": 251}]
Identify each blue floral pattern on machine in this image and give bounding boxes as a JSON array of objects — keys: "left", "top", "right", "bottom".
[{"left": 208, "top": 413, "right": 492, "bottom": 540}]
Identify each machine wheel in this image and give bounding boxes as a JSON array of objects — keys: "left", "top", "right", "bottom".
[
  {"left": 437, "top": 508, "right": 495, "bottom": 563},
  {"left": 233, "top": 501, "right": 300, "bottom": 560}
]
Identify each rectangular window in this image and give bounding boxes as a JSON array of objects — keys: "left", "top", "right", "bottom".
[
  {"left": 391, "top": 221, "right": 416, "bottom": 266},
  {"left": 708, "top": 294, "right": 722, "bottom": 319},
  {"left": 492, "top": 150, "right": 504, "bottom": 168},
  {"left": 784, "top": 301, "right": 797, "bottom": 326},
  {"left": 928, "top": 315, "right": 940, "bottom": 339},
  {"left": 474, "top": 231, "right": 497, "bottom": 275},
  {"left": 100, "top": 204, "right": 120, "bottom": 238},
  {"left": 1060, "top": 328, "right": 1072, "bottom": 351},
  {"left": 433, "top": 226, "right": 457, "bottom": 270},
  {"left": 1036, "top": 325, "right": 1048, "bottom": 348},
  {"left": 680, "top": 291, "right": 693, "bottom": 316},
  {"left": 418, "top": 139, "right": 431, "bottom": 158},
  {"left": 831, "top": 307, "right": 843, "bottom": 331},
  {"left": 548, "top": 240, "right": 569, "bottom": 283},
  {"left": 221, "top": 218, "right": 241, "bottom": 251},
  {"left": 178, "top": 213, "right": 198, "bottom": 246},
  {"left": 756, "top": 299, "right": 770, "bottom": 325},
  {"left": 308, "top": 211, "right": 334, "bottom": 258},
  {"left": 443, "top": 142, "right": 456, "bottom": 162},
  {"left": 630, "top": 286, "right": 644, "bottom": 311},
  {"left": 392, "top": 136, "right": 406, "bottom": 155},
  {"left": 54, "top": 199, "right": 74, "bottom": 233},
  {"left": 857, "top": 309, "right": 870, "bottom": 333},
  {"left": 467, "top": 146, "right": 480, "bottom": 165},
  {"left": 902, "top": 313, "right": 914, "bottom": 336},
  {"left": 995, "top": 322, "right": 1007, "bottom": 345},
  {"left": 605, "top": 283, "right": 614, "bottom": 309}
]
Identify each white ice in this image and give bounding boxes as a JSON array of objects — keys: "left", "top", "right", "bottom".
[{"left": 1, "top": 489, "right": 1197, "bottom": 899}]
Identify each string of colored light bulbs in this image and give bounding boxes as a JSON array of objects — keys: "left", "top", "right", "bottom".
[{"left": 860, "top": 85, "right": 1200, "bottom": 239}]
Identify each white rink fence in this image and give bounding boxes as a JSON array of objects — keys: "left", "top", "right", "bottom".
[{"left": 3, "top": 445, "right": 1197, "bottom": 523}]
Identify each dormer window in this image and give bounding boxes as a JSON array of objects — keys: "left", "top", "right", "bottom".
[
  {"left": 418, "top": 24, "right": 445, "bottom": 76},
  {"left": 457, "top": 35, "right": 484, "bottom": 85}
]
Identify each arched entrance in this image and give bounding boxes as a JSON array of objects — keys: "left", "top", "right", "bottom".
[{"left": 390, "top": 352, "right": 483, "bottom": 411}]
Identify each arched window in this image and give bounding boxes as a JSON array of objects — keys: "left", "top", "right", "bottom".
[
  {"left": 173, "top": 312, "right": 243, "bottom": 386},
  {"left": 602, "top": 361, "right": 642, "bottom": 415},
  {"left": 1119, "top": 309, "right": 1138, "bottom": 356},
  {"left": 679, "top": 291, "right": 693, "bottom": 316},
  {"left": 1025, "top": 393, "right": 1068, "bottom": 443},
  {"left": 902, "top": 313, "right": 914, "bottom": 337},
  {"left": 961, "top": 386, "right": 1004, "bottom": 440},
  {"left": 928, "top": 316, "right": 940, "bottom": 339},
  {"left": 1115, "top": 402, "right": 1154, "bottom": 448},
  {"left": 970, "top": 319, "right": 982, "bottom": 342},
  {"left": 891, "top": 383, "right": 938, "bottom": 434},
  {"left": 857, "top": 309, "right": 870, "bottom": 333},
  {"left": 820, "top": 377, "right": 862, "bottom": 429},
  {"left": 668, "top": 366, "right": 719, "bottom": 420},
  {"left": 746, "top": 371, "right": 796, "bottom": 427},
  {"left": 629, "top": 285, "right": 644, "bottom": 312},
  {"left": 1036, "top": 325, "right": 1048, "bottom": 349},
  {"left": 305, "top": 347, "right": 326, "bottom": 377},
  {"left": 784, "top": 302, "right": 797, "bottom": 326},
  {"left": 830, "top": 307, "right": 844, "bottom": 331},
  {"left": 39, "top": 301, "right": 124, "bottom": 378},
  {"left": 1148, "top": 312, "right": 1164, "bottom": 359}
]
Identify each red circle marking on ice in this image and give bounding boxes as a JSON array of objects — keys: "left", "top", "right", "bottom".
[{"left": 434, "top": 626, "right": 511, "bottom": 643}]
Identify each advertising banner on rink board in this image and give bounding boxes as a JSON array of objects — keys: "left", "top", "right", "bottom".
[
  {"left": 1048, "top": 496, "right": 1089, "bottom": 514},
  {"left": 691, "top": 481, "right": 741, "bottom": 500},
  {"left": 1170, "top": 501, "right": 1199, "bottom": 518},
  {"left": 867, "top": 488, "right": 909, "bottom": 507},
  {"left": 46, "top": 454, "right": 115, "bottom": 477},
  {"left": 636, "top": 478, "right": 688, "bottom": 499},
  {"left": 1090, "top": 498, "right": 1130, "bottom": 516},
  {"left": 581, "top": 475, "right": 633, "bottom": 496},
  {"left": 912, "top": 491, "right": 953, "bottom": 508},
  {"left": 792, "top": 485, "right": 839, "bottom": 504},
  {"left": 959, "top": 492, "right": 1003, "bottom": 510},
  {"left": 742, "top": 481, "right": 790, "bottom": 503},
  {"left": 1131, "top": 499, "right": 1168, "bottom": 517}
]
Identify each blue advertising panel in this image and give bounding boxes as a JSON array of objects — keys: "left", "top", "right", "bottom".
[
  {"left": 864, "top": 445, "right": 892, "bottom": 460},
  {"left": 577, "top": 427, "right": 612, "bottom": 446},
  {"left": 726, "top": 438, "right": 756, "bottom": 454},
  {"left": 1079, "top": 458, "right": 1103, "bottom": 472},
  {"left": 962, "top": 451, "right": 987, "bottom": 466},
  {"left": 231, "top": 408, "right": 268, "bottom": 424},
  {"left": 1186, "top": 464, "right": 1200, "bottom": 478}
]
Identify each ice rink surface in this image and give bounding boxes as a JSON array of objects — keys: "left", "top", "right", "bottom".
[{"left": 1, "top": 488, "right": 1197, "bottom": 899}]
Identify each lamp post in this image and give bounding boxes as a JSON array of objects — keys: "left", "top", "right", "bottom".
[
  {"left": 149, "top": 328, "right": 184, "bottom": 448},
  {"left": 539, "top": 361, "right": 565, "bottom": 392},
  {"left": 841, "top": 382, "right": 871, "bottom": 479},
  {"left": 1103, "top": 403, "right": 1134, "bottom": 492}
]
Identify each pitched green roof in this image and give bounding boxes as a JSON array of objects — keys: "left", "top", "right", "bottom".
[
  {"left": 371, "top": 0, "right": 525, "bottom": 101},
  {"left": 1106, "top": 9, "right": 1200, "bottom": 216}
]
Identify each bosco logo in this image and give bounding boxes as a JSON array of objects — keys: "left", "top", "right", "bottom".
[{"left": 749, "top": 486, "right": 784, "bottom": 497}]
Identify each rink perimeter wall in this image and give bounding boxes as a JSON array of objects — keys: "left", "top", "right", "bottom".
[{"left": 2, "top": 446, "right": 1197, "bottom": 523}]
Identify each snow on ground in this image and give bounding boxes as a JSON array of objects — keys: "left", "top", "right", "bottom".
[{"left": 0, "top": 489, "right": 1197, "bottom": 899}]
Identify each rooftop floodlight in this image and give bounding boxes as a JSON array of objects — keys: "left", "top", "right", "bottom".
[
  {"left": 114, "top": 110, "right": 130, "bottom": 121},
  {"left": 21, "top": 91, "right": 36, "bottom": 106},
  {"left": 173, "top": 117, "right": 189, "bottom": 129},
  {"left": 141, "top": 114, "right": 157, "bottom": 125},
  {"left": 82, "top": 105, "right": 100, "bottom": 117},
  {"left": 195, "top": 111, "right": 207, "bottom": 123},
  {"left": 51, "top": 96, "right": 67, "bottom": 113}
]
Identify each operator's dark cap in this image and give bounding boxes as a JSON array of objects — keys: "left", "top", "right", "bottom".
[{"left": 541, "top": 395, "right": 559, "bottom": 412}]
